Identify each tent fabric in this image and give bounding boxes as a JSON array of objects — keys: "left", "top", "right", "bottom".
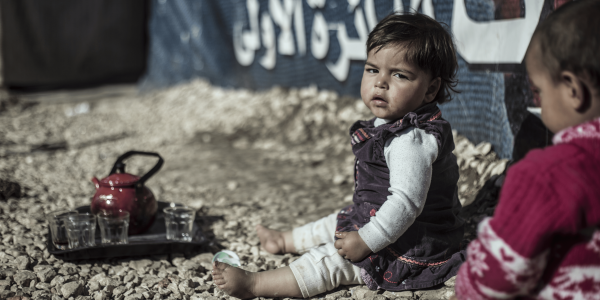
[
  {"left": 1, "top": 0, "right": 148, "bottom": 91},
  {"left": 139, "top": 0, "right": 558, "bottom": 159}
]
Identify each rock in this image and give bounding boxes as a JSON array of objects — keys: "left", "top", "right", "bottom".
[
  {"left": 167, "top": 282, "right": 180, "bottom": 296},
  {"left": 351, "top": 287, "right": 377, "bottom": 299},
  {"left": 13, "top": 270, "right": 37, "bottom": 287},
  {"left": 50, "top": 275, "right": 66, "bottom": 287},
  {"left": 141, "top": 291, "right": 153, "bottom": 299},
  {"left": 190, "top": 292, "right": 215, "bottom": 300},
  {"left": 191, "top": 253, "right": 213, "bottom": 265},
  {"left": 195, "top": 284, "right": 211, "bottom": 293},
  {"left": 0, "top": 179, "right": 21, "bottom": 200},
  {"left": 325, "top": 290, "right": 350, "bottom": 298},
  {"left": 444, "top": 276, "right": 456, "bottom": 287},
  {"left": 103, "top": 284, "right": 116, "bottom": 294},
  {"left": 181, "top": 260, "right": 204, "bottom": 272},
  {"left": 156, "top": 278, "right": 170, "bottom": 289},
  {"left": 171, "top": 257, "right": 186, "bottom": 268},
  {"left": 178, "top": 279, "right": 196, "bottom": 295},
  {"left": 36, "top": 267, "right": 57, "bottom": 283},
  {"left": 414, "top": 288, "right": 455, "bottom": 300},
  {"left": 88, "top": 281, "right": 101, "bottom": 292},
  {"left": 158, "top": 287, "right": 171, "bottom": 296},
  {"left": 58, "top": 263, "right": 78, "bottom": 275},
  {"left": 113, "top": 286, "right": 127, "bottom": 296},
  {"left": 140, "top": 276, "right": 162, "bottom": 289},
  {"left": 93, "top": 291, "right": 108, "bottom": 300},
  {"left": 15, "top": 255, "right": 32, "bottom": 270},
  {"left": 130, "top": 259, "right": 152, "bottom": 272},
  {"left": 32, "top": 289, "right": 53, "bottom": 300},
  {"left": 0, "top": 268, "right": 17, "bottom": 280},
  {"left": 89, "top": 273, "right": 107, "bottom": 283},
  {"left": 124, "top": 294, "right": 144, "bottom": 300},
  {"left": 475, "top": 142, "right": 492, "bottom": 156},
  {"left": 123, "top": 274, "right": 135, "bottom": 283},
  {"left": 35, "top": 282, "right": 51, "bottom": 290},
  {"left": 110, "top": 266, "right": 127, "bottom": 277},
  {"left": 61, "top": 281, "right": 83, "bottom": 298},
  {"left": 0, "top": 290, "right": 15, "bottom": 299},
  {"left": 382, "top": 290, "right": 414, "bottom": 299},
  {"left": 22, "top": 286, "right": 36, "bottom": 295}
]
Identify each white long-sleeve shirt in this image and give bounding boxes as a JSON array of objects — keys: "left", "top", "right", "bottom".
[{"left": 357, "top": 118, "right": 439, "bottom": 253}]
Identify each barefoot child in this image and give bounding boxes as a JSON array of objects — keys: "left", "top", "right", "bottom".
[
  {"left": 454, "top": 1, "right": 600, "bottom": 299},
  {"left": 213, "top": 12, "right": 465, "bottom": 298}
]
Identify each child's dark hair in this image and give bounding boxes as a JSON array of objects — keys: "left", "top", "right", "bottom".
[
  {"left": 531, "top": 0, "right": 600, "bottom": 93},
  {"left": 367, "top": 13, "right": 459, "bottom": 104}
]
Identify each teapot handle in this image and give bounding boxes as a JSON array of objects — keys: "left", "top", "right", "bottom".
[{"left": 109, "top": 151, "right": 164, "bottom": 187}]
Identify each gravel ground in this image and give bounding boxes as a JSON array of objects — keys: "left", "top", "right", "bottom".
[{"left": 0, "top": 80, "right": 507, "bottom": 300}]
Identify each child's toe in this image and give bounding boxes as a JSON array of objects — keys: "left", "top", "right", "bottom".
[{"left": 213, "top": 261, "right": 228, "bottom": 271}]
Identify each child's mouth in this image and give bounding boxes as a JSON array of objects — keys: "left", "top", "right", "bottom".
[{"left": 372, "top": 97, "right": 387, "bottom": 105}]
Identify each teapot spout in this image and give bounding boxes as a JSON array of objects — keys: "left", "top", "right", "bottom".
[{"left": 92, "top": 177, "right": 100, "bottom": 190}]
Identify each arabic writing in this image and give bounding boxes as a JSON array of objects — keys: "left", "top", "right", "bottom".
[{"left": 233, "top": 0, "right": 543, "bottom": 81}]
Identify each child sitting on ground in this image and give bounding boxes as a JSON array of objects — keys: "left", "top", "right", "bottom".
[
  {"left": 212, "top": 12, "right": 465, "bottom": 299},
  {"left": 454, "top": 1, "right": 600, "bottom": 299}
]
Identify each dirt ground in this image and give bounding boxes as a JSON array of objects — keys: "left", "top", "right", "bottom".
[{"left": 0, "top": 80, "right": 507, "bottom": 299}]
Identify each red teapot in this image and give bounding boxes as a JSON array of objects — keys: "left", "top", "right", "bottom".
[{"left": 91, "top": 151, "right": 163, "bottom": 235}]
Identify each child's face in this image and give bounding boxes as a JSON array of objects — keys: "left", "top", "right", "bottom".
[
  {"left": 360, "top": 45, "right": 438, "bottom": 121},
  {"left": 525, "top": 43, "right": 573, "bottom": 133}
]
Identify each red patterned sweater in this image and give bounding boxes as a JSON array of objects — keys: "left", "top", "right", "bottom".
[{"left": 455, "top": 117, "right": 600, "bottom": 300}]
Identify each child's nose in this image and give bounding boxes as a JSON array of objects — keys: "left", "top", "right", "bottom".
[{"left": 375, "top": 79, "right": 388, "bottom": 89}]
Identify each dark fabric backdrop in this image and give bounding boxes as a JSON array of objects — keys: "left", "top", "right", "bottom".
[{"left": 1, "top": 0, "right": 148, "bottom": 91}]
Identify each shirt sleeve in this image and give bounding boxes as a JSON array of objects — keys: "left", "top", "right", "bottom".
[
  {"left": 358, "top": 127, "right": 438, "bottom": 253},
  {"left": 454, "top": 146, "right": 585, "bottom": 299}
]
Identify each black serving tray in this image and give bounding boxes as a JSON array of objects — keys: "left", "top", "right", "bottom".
[{"left": 47, "top": 202, "right": 208, "bottom": 260}]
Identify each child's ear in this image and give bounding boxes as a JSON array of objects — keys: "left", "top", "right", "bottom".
[
  {"left": 424, "top": 77, "right": 441, "bottom": 103},
  {"left": 561, "top": 70, "right": 592, "bottom": 113}
]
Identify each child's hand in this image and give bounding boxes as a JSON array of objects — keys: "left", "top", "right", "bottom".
[{"left": 334, "top": 231, "right": 372, "bottom": 262}]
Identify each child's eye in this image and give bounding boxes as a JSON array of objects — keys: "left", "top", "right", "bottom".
[
  {"left": 394, "top": 73, "right": 408, "bottom": 79},
  {"left": 366, "top": 68, "right": 378, "bottom": 74}
]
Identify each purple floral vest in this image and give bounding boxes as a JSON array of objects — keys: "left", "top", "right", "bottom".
[{"left": 337, "top": 103, "right": 465, "bottom": 291}]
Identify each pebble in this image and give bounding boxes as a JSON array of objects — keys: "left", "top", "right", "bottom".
[
  {"left": 13, "top": 270, "right": 37, "bottom": 287},
  {"left": 61, "top": 281, "right": 83, "bottom": 298}
]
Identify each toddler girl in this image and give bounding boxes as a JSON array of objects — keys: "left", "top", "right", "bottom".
[{"left": 213, "top": 12, "right": 465, "bottom": 298}]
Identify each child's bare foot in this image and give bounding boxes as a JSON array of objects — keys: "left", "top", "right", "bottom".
[
  {"left": 213, "top": 262, "right": 302, "bottom": 298},
  {"left": 212, "top": 262, "right": 257, "bottom": 299},
  {"left": 256, "top": 224, "right": 296, "bottom": 254}
]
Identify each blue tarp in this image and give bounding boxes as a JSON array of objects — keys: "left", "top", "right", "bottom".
[{"left": 141, "top": 0, "right": 557, "bottom": 159}]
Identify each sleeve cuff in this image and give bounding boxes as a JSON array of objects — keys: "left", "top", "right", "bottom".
[{"left": 358, "top": 222, "right": 390, "bottom": 253}]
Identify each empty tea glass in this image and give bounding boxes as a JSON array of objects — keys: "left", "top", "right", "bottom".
[
  {"left": 164, "top": 206, "right": 196, "bottom": 242},
  {"left": 65, "top": 213, "right": 97, "bottom": 249},
  {"left": 46, "top": 210, "right": 78, "bottom": 250},
  {"left": 97, "top": 211, "right": 129, "bottom": 245}
]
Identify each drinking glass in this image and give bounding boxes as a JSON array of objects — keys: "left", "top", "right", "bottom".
[
  {"left": 164, "top": 206, "right": 196, "bottom": 242},
  {"left": 97, "top": 211, "right": 129, "bottom": 245},
  {"left": 46, "top": 210, "right": 78, "bottom": 250},
  {"left": 65, "top": 213, "right": 97, "bottom": 249}
]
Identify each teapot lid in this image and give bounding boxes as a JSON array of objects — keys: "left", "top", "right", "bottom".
[{"left": 99, "top": 173, "right": 140, "bottom": 187}]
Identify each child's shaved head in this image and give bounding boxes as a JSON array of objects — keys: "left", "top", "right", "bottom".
[{"left": 530, "top": 0, "right": 600, "bottom": 93}]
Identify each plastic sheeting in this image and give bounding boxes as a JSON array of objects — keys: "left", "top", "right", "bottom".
[{"left": 140, "top": 0, "right": 563, "bottom": 159}]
